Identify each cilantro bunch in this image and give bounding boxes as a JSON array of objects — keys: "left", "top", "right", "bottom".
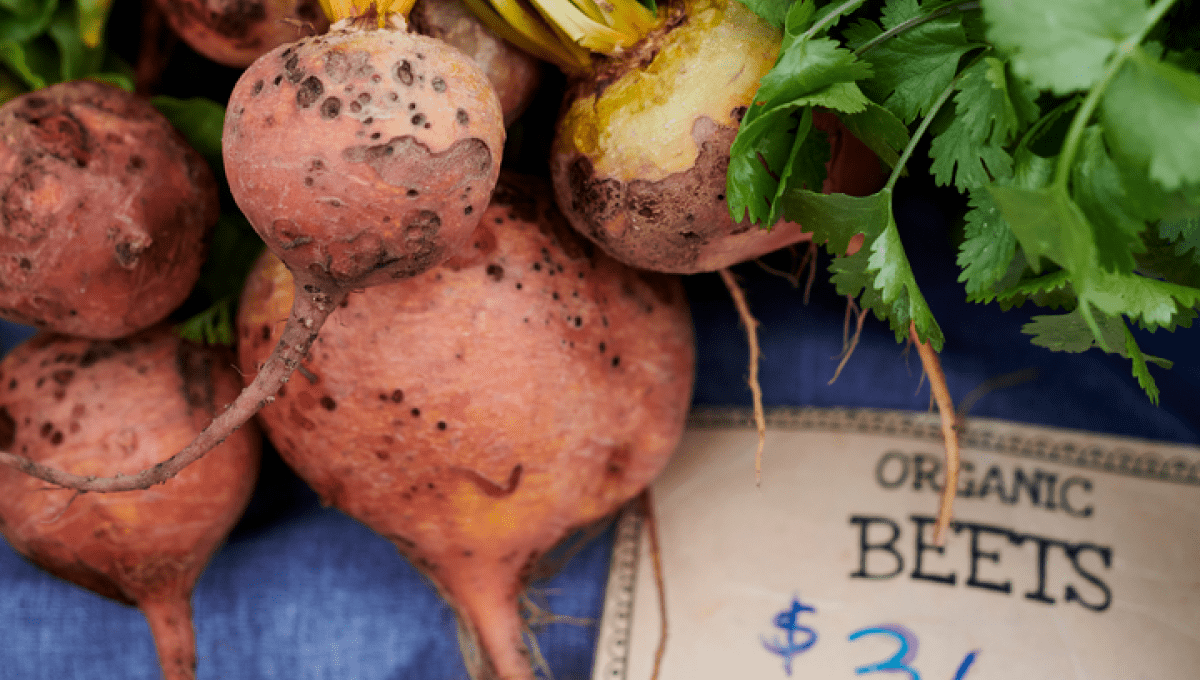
[{"left": 728, "top": 0, "right": 1200, "bottom": 403}]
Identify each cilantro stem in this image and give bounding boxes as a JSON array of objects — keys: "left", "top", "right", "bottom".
[
  {"left": 1051, "top": 0, "right": 1180, "bottom": 192},
  {"left": 802, "top": 0, "right": 865, "bottom": 41},
  {"left": 853, "top": 1, "right": 981, "bottom": 57},
  {"left": 884, "top": 74, "right": 960, "bottom": 193}
]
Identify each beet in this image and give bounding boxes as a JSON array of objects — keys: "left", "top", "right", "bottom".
[
  {"left": 0, "top": 80, "right": 219, "bottom": 338},
  {"left": 237, "top": 174, "right": 694, "bottom": 679},
  {"left": 0, "top": 326, "right": 261, "bottom": 680}
]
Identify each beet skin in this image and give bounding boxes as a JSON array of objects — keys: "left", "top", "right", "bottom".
[
  {"left": 0, "top": 327, "right": 261, "bottom": 680},
  {"left": 237, "top": 175, "right": 695, "bottom": 680},
  {"left": 0, "top": 80, "right": 219, "bottom": 339}
]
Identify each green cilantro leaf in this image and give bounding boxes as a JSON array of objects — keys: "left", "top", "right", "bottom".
[
  {"left": 1023, "top": 308, "right": 1173, "bottom": 404},
  {"left": 956, "top": 188, "right": 1017, "bottom": 296},
  {"left": 989, "top": 268, "right": 1077, "bottom": 311},
  {"left": 839, "top": 100, "right": 910, "bottom": 169},
  {"left": 728, "top": 36, "right": 872, "bottom": 224},
  {"left": 928, "top": 55, "right": 1036, "bottom": 191},
  {"left": 865, "top": 208, "right": 944, "bottom": 345},
  {"left": 989, "top": 184, "right": 1097, "bottom": 275},
  {"left": 1071, "top": 126, "right": 1147, "bottom": 273},
  {"left": 848, "top": 0, "right": 980, "bottom": 122},
  {"left": 1101, "top": 47, "right": 1200, "bottom": 192},
  {"left": 1159, "top": 214, "right": 1200, "bottom": 267},
  {"left": 735, "top": 0, "right": 792, "bottom": 27},
  {"left": 782, "top": 187, "right": 944, "bottom": 347},
  {"left": 982, "top": 0, "right": 1149, "bottom": 94}
]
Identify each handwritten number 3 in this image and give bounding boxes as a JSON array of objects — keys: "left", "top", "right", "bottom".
[
  {"left": 848, "top": 626, "right": 979, "bottom": 680},
  {"left": 848, "top": 625, "right": 921, "bottom": 680}
]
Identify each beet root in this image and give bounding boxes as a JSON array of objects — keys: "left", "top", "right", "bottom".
[
  {"left": 409, "top": 0, "right": 544, "bottom": 126},
  {"left": 152, "top": 0, "right": 330, "bottom": 68},
  {"left": 223, "top": 15, "right": 506, "bottom": 291},
  {"left": 549, "top": 0, "right": 884, "bottom": 274},
  {"left": 0, "top": 327, "right": 261, "bottom": 680},
  {"left": 237, "top": 175, "right": 695, "bottom": 679},
  {"left": 0, "top": 80, "right": 219, "bottom": 338}
]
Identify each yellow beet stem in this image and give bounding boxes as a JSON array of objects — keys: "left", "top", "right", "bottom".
[
  {"left": 462, "top": 0, "right": 594, "bottom": 73},
  {"left": 465, "top": 0, "right": 658, "bottom": 71},
  {"left": 317, "top": 0, "right": 418, "bottom": 23}
]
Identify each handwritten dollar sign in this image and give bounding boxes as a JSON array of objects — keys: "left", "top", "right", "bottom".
[{"left": 761, "top": 596, "right": 818, "bottom": 676}]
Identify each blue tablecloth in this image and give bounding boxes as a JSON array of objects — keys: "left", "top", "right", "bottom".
[{"left": 1, "top": 186, "right": 1197, "bottom": 679}]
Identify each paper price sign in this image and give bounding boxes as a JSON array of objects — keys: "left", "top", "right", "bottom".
[{"left": 591, "top": 408, "right": 1200, "bottom": 680}]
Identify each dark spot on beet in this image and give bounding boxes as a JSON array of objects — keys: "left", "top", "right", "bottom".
[
  {"left": 39, "top": 422, "right": 53, "bottom": 438},
  {"left": 304, "top": 176, "right": 314, "bottom": 187},
  {"left": 349, "top": 100, "right": 361, "bottom": 113},
  {"left": 51, "top": 369, "right": 73, "bottom": 385},
  {"left": 375, "top": 450, "right": 390, "bottom": 461},
  {"left": 411, "top": 113, "right": 425, "bottom": 126},
  {"left": 486, "top": 264, "right": 503, "bottom": 281},
  {"left": 284, "top": 54, "right": 304, "bottom": 83},
  {"left": 18, "top": 258, "right": 31, "bottom": 270},
  {"left": 456, "top": 109, "right": 468, "bottom": 125},
  {"left": 606, "top": 444, "right": 631, "bottom": 476},
  {"left": 319, "top": 396, "right": 336, "bottom": 410},
  {"left": 274, "top": 74, "right": 283, "bottom": 86},
  {"left": 320, "top": 97, "right": 341, "bottom": 119},
  {"left": 297, "top": 76, "right": 324, "bottom": 108},
  {"left": 394, "top": 60, "right": 414, "bottom": 86},
  {"left": 252, "top": 80, "right": 264, "bottom": 95},
  {"left": 176, "top": 343, "right": 216, "bottom": 413},
  {"left": 436, "top": 421, "right": 446, "bottom": 430},
  {"left": 50, "top": 431, "right": 63, "bottom": 445},
  {"left": 431, "top": 77, "right": 446, "bottom": 92},
  {"left": 410, "top": 407, "right": 420, "bottom": 417},
  {"left": 127, "top": 155, "right": 145, "bottom": 172},
  {"left": 612, "top": 356, "right": 621, "bottom": 367},
  {"left": 0, "top": 407, "right": 14, "bottom": 449}
]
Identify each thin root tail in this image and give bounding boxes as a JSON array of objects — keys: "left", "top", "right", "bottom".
[{"left": 0, "top": 283, "right": 346, "bottom": 492}]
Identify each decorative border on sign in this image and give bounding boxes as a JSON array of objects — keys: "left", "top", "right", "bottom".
[
  {"left": 590, "top": 407, "right": 1200, "bottom": 680},
  {"left": 688, "top": 406, "right": 1200, "bottom": 486},
  {"left": 589, "top": 505, "right": 643, "bottom": 680}
]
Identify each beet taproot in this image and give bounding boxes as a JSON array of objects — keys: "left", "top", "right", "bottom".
[
  {"left": 0, "top": 326, "right": 261, "bottom": 680},
  {"left": 236, "top": 174, "right": 694, "bottom": 680},
  {"left": 0, "top": 80, "right": 219, "bottom": 338}
]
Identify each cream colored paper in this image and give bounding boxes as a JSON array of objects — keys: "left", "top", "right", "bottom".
[{"left": 591, "top": 408, "right": 1200, "bottom": 680}]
